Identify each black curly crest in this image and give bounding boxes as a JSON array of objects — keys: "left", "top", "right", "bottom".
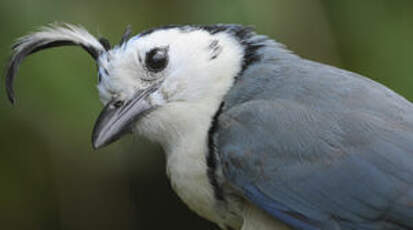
[{"left": 5, "top": 24, "right": 107, "bottom": 104}]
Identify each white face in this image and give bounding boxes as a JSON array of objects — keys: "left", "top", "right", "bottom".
[{"left": 96, "top": 27, "right": 244, "bottom": 109}]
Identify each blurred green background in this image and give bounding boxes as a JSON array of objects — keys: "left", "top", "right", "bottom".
[{"left": 1, "top": 0, "right": 413, "bottom": 229}]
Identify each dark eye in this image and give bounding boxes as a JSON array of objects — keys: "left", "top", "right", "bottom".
[
  {"left": 145, "top": 47, "right": 168, "bottom": 73},
  {"left": 113, "top": 100, "right": 124, "bottom": 108}
]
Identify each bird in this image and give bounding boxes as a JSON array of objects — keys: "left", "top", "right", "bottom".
[{"left": 5, "top": 23, "right": 413, "bottom": 230}]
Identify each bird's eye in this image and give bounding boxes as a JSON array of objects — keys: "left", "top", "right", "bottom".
[
  {"left": 113, "top": 100, "right": 124, "bottom": 108},
  {"left": 145, "top": 47, "right": 168, "bottom": 73}
]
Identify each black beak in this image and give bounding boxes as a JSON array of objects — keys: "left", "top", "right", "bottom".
[{"left": 92, "top": 87, "right": 157, "bottom": 149}]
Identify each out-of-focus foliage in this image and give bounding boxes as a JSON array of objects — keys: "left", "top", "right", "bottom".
[{"left": 0, "top": 0, "right": 412, "bottom": 229}]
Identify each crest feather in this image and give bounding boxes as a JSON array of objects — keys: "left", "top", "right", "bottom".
[{"left": 5, "top": 23, "right": 105, "bottom": 104}]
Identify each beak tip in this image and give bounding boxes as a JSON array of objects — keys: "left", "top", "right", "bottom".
[
  {"left": 92, "top": 142, "right": 100, "bottom": 150},
  {"left": 92, "top": 135, "right": 107, "bottom": 150}
]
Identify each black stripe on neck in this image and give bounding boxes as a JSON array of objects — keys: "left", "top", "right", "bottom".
[{"left": 206, "top": 102, "right": 225, "bottom": 201}]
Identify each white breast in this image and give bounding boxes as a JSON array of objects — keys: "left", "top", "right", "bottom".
[
  {"left": 136, "top": 100, "right": 226, "bottom": 224},
  {"left": 136, "top": 99, "right": 243, "bottom": 229},
  {"left": 166, "top": 138, "right": 220, "bottom": 224}
]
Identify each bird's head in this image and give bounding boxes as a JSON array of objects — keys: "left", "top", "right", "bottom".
[{"left": 6, "top": 23, "right": 265, "bottom": 149}]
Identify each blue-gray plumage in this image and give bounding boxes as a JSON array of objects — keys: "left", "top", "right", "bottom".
[
  {"left": 5, "top": 24, "right": 413, "bottom": 230},
  {"left": 215, "top": 39, "right": 413, "bottom": 229}
]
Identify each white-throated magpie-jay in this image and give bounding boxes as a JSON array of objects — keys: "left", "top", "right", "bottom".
[{"left": 5, "top": 24, "right": 413, "bottom": 230}]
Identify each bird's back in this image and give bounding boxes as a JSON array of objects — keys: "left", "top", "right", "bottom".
[{"left": 216, "top": 43, "right": 413, "bottom": 229}]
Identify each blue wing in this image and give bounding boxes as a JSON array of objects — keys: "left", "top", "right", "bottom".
[{"left": 215, "top": 57, "right": 413, "bottom": 229}]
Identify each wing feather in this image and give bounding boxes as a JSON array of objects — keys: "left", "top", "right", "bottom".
[{"left": 216, "top": 58, "right": 413, "bottom": 229}]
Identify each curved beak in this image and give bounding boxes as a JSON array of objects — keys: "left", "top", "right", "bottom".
[{"left": 92, "top": 86, "right": 158, "bottom": 149}]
